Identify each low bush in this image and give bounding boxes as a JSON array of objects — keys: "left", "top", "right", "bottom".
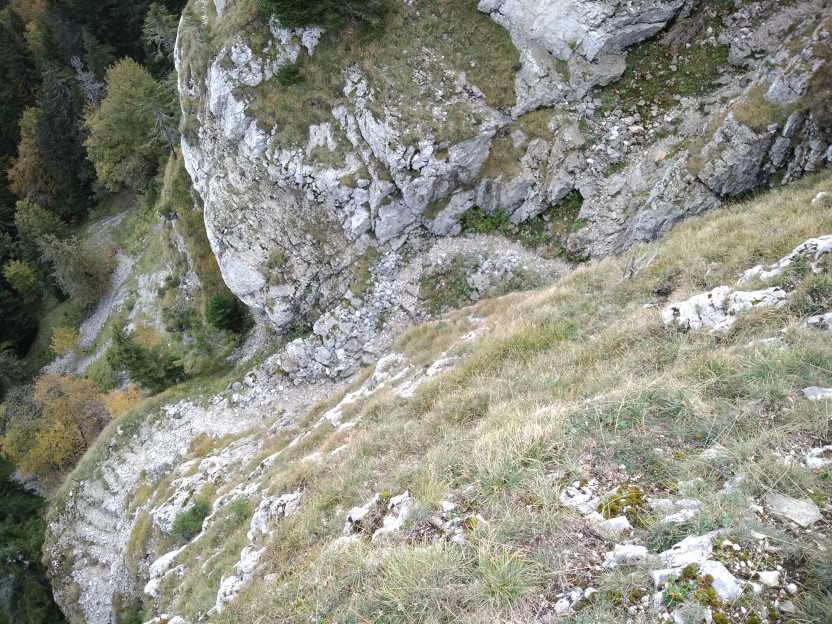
[
  {"left": 37, "top": 235, "right": 116, "bottom": 309},
  {"left": 170, "top": 500, "right": 210, "bottom": 540}
]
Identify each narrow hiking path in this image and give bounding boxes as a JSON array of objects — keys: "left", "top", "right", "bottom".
[{"left": 44, "top": 253, "right": 135, "bottom": 375}]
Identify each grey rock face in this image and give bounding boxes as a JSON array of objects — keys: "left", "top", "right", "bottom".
[
  {"left": 478, "top": 0, "right": 686, "bottom": 114},
  {"left": 176, "top": 0, "right": 832, "bottom": 334},
  {"left": 698, "top": 115, "right": 775, "bottom": 197},
  {"left": 177, "top": 11, "right": 507, "bottom": 331}
]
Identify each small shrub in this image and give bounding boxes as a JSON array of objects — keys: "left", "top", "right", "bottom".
[
  {"left": 170, "top": 499, "right": 210, "bottom": 540},
  {"left": 107, "top": 328, "right": 186, "bottom": 394},
  {"left": 227, "top": 499, "right": 251, "bottom": 525},
  {"left": 276, "top": 62, "right": 302, "bottom": 86},
  {"left": 50, "top": 326, "right": 82, "bottom": 356},
  {"left": 120, "top": 612, "right": 145, "bottom": 624},
  {"left": 460, "top": 207, "right": 512, "bottom": 235},
  {"left": 162, "top": 304, "right": 200, "bottom": 332},
  {"left": 156, "top": 274, "right": 180, "bottom": 299}
]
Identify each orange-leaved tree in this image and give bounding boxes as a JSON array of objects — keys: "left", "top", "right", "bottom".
[{"left": 0, "top": 374, "right": 111, "bottom": 484}]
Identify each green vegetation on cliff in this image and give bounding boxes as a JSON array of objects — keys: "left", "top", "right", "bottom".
[
  {"left": 0, "top": 459, "right": 65, "bottom": 624},
  {"left": 77, "top": 170, "right": 832, "bottom": 623},
  {"left": 179, "top": 0, "right": 519, "bottom": 150}
]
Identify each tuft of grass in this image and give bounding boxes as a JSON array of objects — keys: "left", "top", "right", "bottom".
[
  {"left": 730, "top": 84, "right": 794, "bottom": 132},
  {"left": 477, "top": 547, "right": 536, "bottom": 609},
  {"left": 171, "top": 500, "right": 211, "bottom": 541}
]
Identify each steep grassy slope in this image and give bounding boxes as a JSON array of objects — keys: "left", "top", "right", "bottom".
[{"left": 119, "top": 172, "right": 832, "bottom": 623}]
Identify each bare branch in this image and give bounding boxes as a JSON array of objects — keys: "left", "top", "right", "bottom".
[
  {"left": 71, "top": 56, "right": 106, "bottom": 107},
  {"left": 617, "top": 248, "right": 659, "bottom": 283}
]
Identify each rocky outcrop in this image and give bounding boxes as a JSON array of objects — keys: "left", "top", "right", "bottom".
[
  {"left": 739, "top": 233, "right": 832, "bottom": 285},
  {"left": 662, "top": 285, "right": 787, "bottom": 332},
  {"left": 176, "top": 8, "right": 508, "bottom": 330},
  {"left": 177, "top": 0, "right": 832, "bottom": 333},
  {"left": 663, "top": 233, "right": 832, "bottom": 332},
  {"left": 697, "top": 114, "right": 776, "bottom": 197},
  {"left": 43, "top": 381, "right": 327, "bottom": 624},
  {"left": 478, "top": 0, "right": 689, "bottom": 115}
]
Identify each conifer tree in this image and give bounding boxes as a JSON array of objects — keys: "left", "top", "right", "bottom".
[{"left": 34, "top": 69, "right": 93, "bottom": 219}]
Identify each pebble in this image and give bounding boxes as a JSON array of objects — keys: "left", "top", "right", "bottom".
[{"left": 778, "top": 600, "right": 796, "bottom": 614}]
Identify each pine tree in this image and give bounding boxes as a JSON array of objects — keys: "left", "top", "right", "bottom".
[
  {"left": 34, "top": 68, "right": 94, "bottom": 219},
  {"left": 142, "top": 3, "right": 177, "bottom": 76},
  {"left": 108, "top": 327, "right": 186, "bottom": 394},
  {"left": 14, "top": 200, "right": 70, "bottom": 261}
]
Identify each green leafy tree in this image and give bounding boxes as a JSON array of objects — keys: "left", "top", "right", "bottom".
[
  {"left": 107, "top": 327, "right": 185, "bottom": 394},
  {"left": 14, "top": 200, "right": 70, "bottom": 253},
  {"left": 37, "top": 234, "right": 115, "bottom": 308},
  {"left": 3, "top": 260, "right": 42, "bottom": 304},
  {"left": 13, "top": 200, "right": 70, "bottom": 292},
  {"left": 84, "top": 58, "right": 179, "bottom": 193},
  {"left": 49, "top": 327, "right": 81, "bottom": 356}
]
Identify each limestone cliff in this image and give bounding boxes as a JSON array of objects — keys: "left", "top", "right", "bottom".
[
  {"left": 178, "top": 0, "right": 832, "bottom": 337},
  {"left": 44, "top": 1, "right": 832, "bottom": 622}
]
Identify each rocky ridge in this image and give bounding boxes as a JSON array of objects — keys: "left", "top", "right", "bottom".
[
  {"left": 42, "top": 1, "right": 832, "bottom": 622},
  {"left": 43, "top": 177, "right": 832, "bottom": 622},
  {"left": 178, "top": 0, "right": 832, "bottom": 335}
]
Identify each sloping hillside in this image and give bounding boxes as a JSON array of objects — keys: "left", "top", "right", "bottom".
[{"left": 46, "top": 170, "right": 832, "bottom": 623}]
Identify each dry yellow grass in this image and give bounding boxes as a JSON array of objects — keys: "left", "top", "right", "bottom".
[{"left": 137, "top": 171, "right": 832, "bottom": 622}]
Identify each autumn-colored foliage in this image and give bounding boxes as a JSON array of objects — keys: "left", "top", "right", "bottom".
[
  {"left": 7, "top": 107, "right": 59, "bottom": 201},
  {"left": 0, "top": 374, "right": 110, "bottom": 484},
  {"left": 104, "top": 387, "right": 143, "bottom": 419},
  {"left": 49, "top": 326, "right": 82, "bottom": 356}
]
